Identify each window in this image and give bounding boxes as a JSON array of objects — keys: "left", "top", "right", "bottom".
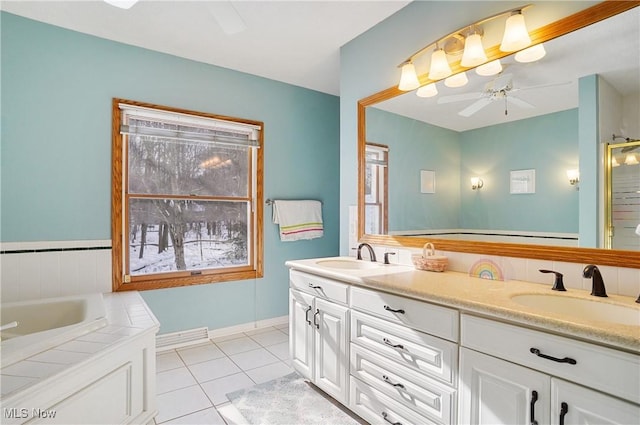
[
  {"left": 364, "top": 143, "right": 388, "bottom": 234},
  {"left": 111, "top": 99, "right": 263, "bottom": 291}
]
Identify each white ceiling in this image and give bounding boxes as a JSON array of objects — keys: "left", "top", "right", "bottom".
[{"left": 0, "top": 0, "right": 411, "bottom": 96}]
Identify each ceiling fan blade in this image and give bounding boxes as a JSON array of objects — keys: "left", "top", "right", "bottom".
[
  {"left": 506, "top": 96, "right": 535, "bottom": 109},
  {"left": 209, "top": 1, "right": 247, "bottom": 35},
  {"left": 514, "top": 80, "right": 572, "bottom": 92},
  {"left": 437, "top": 92, "right": 483, "bottom": 104},
  {"left": 459, "top": 98, "right": 493, "bottom": 117}
]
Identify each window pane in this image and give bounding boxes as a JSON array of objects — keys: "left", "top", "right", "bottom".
[
  {"left": 128, "top": 136, "right": 249, "bottom": 197},
  {"left": 128, "top": 198, "right": 249, "bottom": 276},
  {"left": 365, "top": 204, "right": 381, "bottom": 234}
]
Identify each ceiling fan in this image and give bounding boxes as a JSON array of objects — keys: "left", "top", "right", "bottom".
[{"left": 438, "top": 73, "right": 568, "bottom": 117}]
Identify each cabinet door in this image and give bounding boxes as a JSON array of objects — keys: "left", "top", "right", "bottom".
[
  {"left": 459, "top": 348, "right": 550, "bottom": 425},
  {"left": 289, "top": 289, "right": 314, "bottom": 380},
  {"left": 314, "top": 297, "right": 349, "bottom": 403},
  {"left": 551, "top": 379, "right": 640, "bottom": 425}
]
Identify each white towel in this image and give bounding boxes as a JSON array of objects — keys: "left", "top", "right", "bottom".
[{"left": 272, "top": 200, "right": 323, "bottom": 241}]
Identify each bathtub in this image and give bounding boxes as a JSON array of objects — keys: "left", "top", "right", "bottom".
[{"left": 0, "top": 293, "right": 108, "bottom": 367}]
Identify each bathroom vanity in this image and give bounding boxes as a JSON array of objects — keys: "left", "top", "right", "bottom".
[{"left": 286, "top": 257, "right": 640, "bottom": 425}]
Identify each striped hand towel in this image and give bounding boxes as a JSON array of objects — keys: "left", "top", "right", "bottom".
[{"left": 272, "top": 200, "right": 323, "bottom": 241}]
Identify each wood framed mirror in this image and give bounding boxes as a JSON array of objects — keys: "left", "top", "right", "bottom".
[{"left": 358, "top": 1, "right": 640, "bottom": 268}]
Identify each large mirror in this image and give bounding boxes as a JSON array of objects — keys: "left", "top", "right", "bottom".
[{"left": 358, "top": 2, "right": 640, "bottom": 268}]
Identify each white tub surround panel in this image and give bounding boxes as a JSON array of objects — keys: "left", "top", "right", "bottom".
[{"left": 0, "top": 291, "right": 159, "bottom": 425}]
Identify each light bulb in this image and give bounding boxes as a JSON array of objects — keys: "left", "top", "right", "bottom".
[
  {"left": 500, "top": 11, "right": 532, "bottom": 52},
  {"left": 416, "top": 83, "right": 438, "bottom": 98},
  {"left": 515, "top": 44, "right": 546, "bottom": 63},
  {"left": 398, "top": 62, "right": 420, "bottom": 91},
  {"left": 461, "top": 33, "right": 487, "bottom": 67},
  {"left": 566, "top": 169, "right": 579, "bottom": 185},
  {"left": 475, "top": 59, "right": 502, "bottom": 76},
  {"left": 445, "top": 72, "right": 469, "bottom": 88},
  {"left": 429, "top": 48, "right": 452, "bottom": 80}
]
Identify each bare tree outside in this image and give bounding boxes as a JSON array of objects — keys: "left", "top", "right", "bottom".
[{"left": 126, "top": 120, "right": 251, "bottom": 276}]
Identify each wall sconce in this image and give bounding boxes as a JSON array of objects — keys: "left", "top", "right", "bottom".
[
  {"left": 471, "top": 177, "right": 484, "bottom": 190},
  {"left": 624, "top": 154, "right": 639, "bottom": 165},
  {"left": 566, "top": 169, "right": 579, "bottom": 186}
]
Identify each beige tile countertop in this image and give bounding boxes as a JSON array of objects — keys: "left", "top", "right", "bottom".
[{"left": 286, "top": 257, "right": 640, "bottom": 354}]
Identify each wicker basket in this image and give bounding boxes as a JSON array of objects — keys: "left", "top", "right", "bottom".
[{"left": 412, "top": 242, "right": 448, "bottom": 272}]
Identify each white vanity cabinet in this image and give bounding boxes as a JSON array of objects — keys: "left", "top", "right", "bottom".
[
  {"left": 459, "top": 314, "right": 640, "bottom": 425},
  {"left": 348, "top": 286, "right": 459, "bottom": 425},
  {"left": 289, "top": 270, "right": 349, "bottom": 403}
]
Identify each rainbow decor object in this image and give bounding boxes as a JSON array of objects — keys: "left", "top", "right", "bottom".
[{"left": 469, "top": 259, "right": 505, "bottom": 281}]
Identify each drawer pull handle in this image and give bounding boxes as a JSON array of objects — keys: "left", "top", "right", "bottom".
[
  {"left": 308, "top": 283, "right": 322, "bottom": 290},
  {"left": 530, "top": 390, "right": 538, "bottom": 425},
  {"left": 382, "top": 375, "right": 405, "bottom": 389},
  {"left": 529, "top": 348, "right": 577, "bottom": 365},
  {"left": 559, "top": 402, "right": 569, "bottom": 425},
  {"left": 382, "top": 412, "right": 402, "bottom": 425},
  {"left": 383, "top": 305, "right": 405, "bottom": 314},
  {"left": 305, "top": 306, "right": 312, "bottom": 325},
  {"left": 383, "top": 337, "right": 404, "bottom": 350},
  {"left": 313, "top": 309, "right": 320, "bottom": 329}
]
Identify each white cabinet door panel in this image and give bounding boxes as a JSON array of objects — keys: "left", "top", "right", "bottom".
[
  {"left": 314, "top": 297, "right": 349, "bottom": 403},
  {"left": 289, "top": 289, "right": 314, "bottom": 380}
]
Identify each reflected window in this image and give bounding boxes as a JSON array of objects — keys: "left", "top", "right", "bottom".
[{"left": 365, "top": 143, "right": 388, "bottom": 234}]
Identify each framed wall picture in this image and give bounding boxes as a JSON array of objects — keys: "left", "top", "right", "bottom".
[
  {"left": 420, "top": 170, "right": 435, "bottom": 194},
  {"left": 510, "top": 169, "right": 536, "bottom": 194}
]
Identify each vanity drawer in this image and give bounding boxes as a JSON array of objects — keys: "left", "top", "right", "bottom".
[
  {"left": 289, "top": 270, "right": 349, "bottom": 305},
  {"left": 351, "top": 310, "right": 457, "bottom": 386},
  {"left": 350, "top": 286, "right": 458, "bottom": 342},
  {"left": 350, "top": 344, "right": 456, "bottom": 424},
  {"left": 461, "top": 314, "right": 640, "bottom": 403},
  {"left": 349, "top": 376, "right": 438, "bottom": 425}
]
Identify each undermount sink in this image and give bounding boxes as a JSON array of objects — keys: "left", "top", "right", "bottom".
[
  {"left": 511, "top": 294, "right": 640, "bottom": 326},
  {"left": 315, "top": 259, "right": 382, "bottom": 270}
]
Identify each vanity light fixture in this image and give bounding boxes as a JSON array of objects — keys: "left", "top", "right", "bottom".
[
  {"left": 104, "top": 0, "right": 139, "bottom": 9},
  {"left": 445, "top": 71, "right": 469, "bottom": 88},
  {"left": 475, "top": 59, "right": 503, "bottom": 76},
  {"left": 416, "top": 83, "right": 438, "bottom": 98},
  {"left": 624, "top": 153, "right": 639, "bottom": 165},
  {"left": 461, "top": 28, "right": 488, "bottom": 68},
  {"left": 500, "top": 10, "right": 532, "bottom": 52},
  {"left": 429, "top": 46, "right": 453, "bottom": 80},
  {"left": 398, "top": 62, "right": 421, "bottom": 91},
  {"left": 566, "top": 169, "right": 579, "bottom": 186},
  {"left": 471, "top": 177, "right": 484, "bottom": 190},
  {"left": 515, "top": 43, "right": 546, "bottom": 63}
]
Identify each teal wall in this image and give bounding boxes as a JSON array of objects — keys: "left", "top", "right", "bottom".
[
  {"left": 366, "top": 107, "right": 579, "bottom": 233},
  {"left": 339, "top": 1, "right": 598, "bottom": 253},
  {"left": 1, "top": 12, "right": 340, "bottom": 333}
]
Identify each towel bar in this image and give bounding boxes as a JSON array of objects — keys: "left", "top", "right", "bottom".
[{"left": 265, "top": 198, "right": 322, "bottom": 205}]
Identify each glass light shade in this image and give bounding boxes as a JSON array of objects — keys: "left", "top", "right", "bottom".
[
  {"left": 500, "top": 12, "right": 532, "bottom": 52},
  {"left": 398, "top": 62, "right": 420, "bottom": 91},
  {"left": 470, "top": 177, "right": 483, "bottom": 189},
  {"left": 475, "top": 59, "right": 502, "bottom": 76},
  {"left": 444, "top": 72, "right": 469, "bottom": 88},
  {"left": 625, "top": 154, "right": 639, "bottom": 165},
  {"left": 461, "top": 33, "right": 488, "bottom": 67},
  {"left": 416, "top": 83, "right": 438, "bottom": 98},
  {"left": 566, "top": 169, "right": 579, "bottom": 184},
  {"left": 104, "top": 0, "right": 139, "bottom": 9},
  {"left": 515, "top": 44, "right": 546, "bottom": 63},
  {"left": 612, "top": 157, "right": 620, "bottom": 167},
  {"left": 429, "top": 48, "right": 452, "bottom": 80}
]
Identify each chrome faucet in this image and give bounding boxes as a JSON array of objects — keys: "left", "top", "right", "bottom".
[
  {"left": 583, "top": 265, "right": 607, "bottom": 297},
  {"left": 356, "top": 243, "right": 377, "bottom": 262}
]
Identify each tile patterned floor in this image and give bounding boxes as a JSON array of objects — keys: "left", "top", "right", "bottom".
[{"left": 153, "top": 324, "right": 293, "bottom": 424}]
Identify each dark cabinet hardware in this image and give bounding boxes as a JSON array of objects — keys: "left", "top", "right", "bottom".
[
  {"left": 381, "top": 412, "right": 402, "bottom": 425},
  {"left": 530, "top": 390, "right": 538, "bottom": 425},
  {"left": 383, "top": 252, "right": 396, "bottom": 264},
  {"left": 384, "top": 305, "right": 405, "bottom": 314},
  {"left": 382, "top": 375, "right": 405, "bottom": 389},
  {"left": 313, "top": 309, "right": 320, "bottom": 329},
  {"left": 383, "top": 337, "right": 404, "bottom": 350},
  {"left": 559, "top": 402, "right": 568, "bottom": 425},
  {"left": 539, "top": 269, "right": 566, "bottom": 291},
  {"left": 305, "top": 306, "right": 312, "bottom": 325},
  {"left": 530, "top": 348, "right": 577, "bottom": 365},
  {"left": 308, "top": 283, "right": 322, "bottom": 289}
]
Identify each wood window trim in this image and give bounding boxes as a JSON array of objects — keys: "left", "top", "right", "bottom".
[{"left": 111, "top": 98, "right": 264, "bottom": 292}]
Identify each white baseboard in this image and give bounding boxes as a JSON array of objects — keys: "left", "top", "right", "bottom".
[{"left": 156, "top": 315, "right": 289, "bottom": 352}]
